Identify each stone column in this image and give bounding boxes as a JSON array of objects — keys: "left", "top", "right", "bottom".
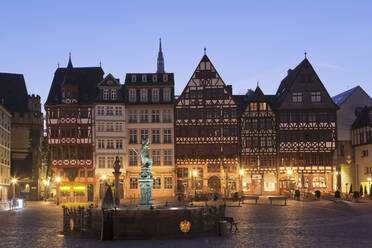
[{"left": 112, "top": 156, "right": 121, "bottom": 207}]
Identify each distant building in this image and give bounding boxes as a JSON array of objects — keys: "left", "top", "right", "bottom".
[
  {"left": 332, "top": 86, "right": 372, "bottom": 192},
  {"left": 0, "top": 104, "right": 11, "bottom": 201},
  {"left": 45, "top": 56, "right": 104, "bottom": 203},
  {"left": 352, "top": 106, "right": 372, "bottom": 192},
  {"left": 94, "top": 74, "right": 126, "bottom": 201},
  {"left": 0, "top": 73, "right": 43, "bottom": 201},
  {"left": 124, "top": 40, "right": 176, "bottom": 199}
]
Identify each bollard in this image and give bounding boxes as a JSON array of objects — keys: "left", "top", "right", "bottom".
[
  {"left": 217, "top": 220, "right": 228, "bottom": 236},
  {"left": 101, "top": 209, "right": 114, "bottom": 241}
]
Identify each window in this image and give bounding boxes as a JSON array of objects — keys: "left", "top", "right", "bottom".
[
  {"left": 129, "top": 151, "right": 137, "bottom": 166},
  {"left": 106, "top": 122, "right": 114, "bottom": 132},
  {"left": 97, "top": 106, "right": 104, "bottom": 116},
  {"left": 177, "top": 168, "right": 188, "bottom": 178},
  {"left": 140, "top": 110, "right": 148, "bottom": 123},
  {"left": 130, "top": 178, "right": 138, "bottom": 189},
  {"left": 152, "top": 75, "right": 158, "bottom": 82},
  {"left": 115, "top": 122, "right": 123, "bottom": 132},
  {"left": 97, "top": 122, "right": 104, "bottom": 132},
  {"left": 115, "top": 106, "right": 122, "bottom": 116},
  {"left": 163, "top": 74, "right": 168, "bottom": 82},
  {"left": 152, "top": 110, "right": 160, "bottom": 122},
  {"left": 128, "top": 110, "right": 137, "bottom": 123},
  {"left": 250, "top": 103, "right": 257, "bottom": 111},
  {"left": 129, "top": 129, "right": 137, "bottom": 144},
  {"left": 164, "top": 177, "right": 172, "bottom": 189},
  {"left": 140, "top": 129, "right": 148, "bottom": 142},
  {"left": 140, "top": 89, "right": 148, "bottom": 102},
  {"left": 107, "top": 140, "right": 114, "bottom": 149},
  {"left": 142, "top": 75, "right": 147, "bottom": 82},
  {"left": 164, "top": 129, "right": 172, "bottom": 144},
  {"left": 309, "top": 112, "right": 316, "bottom": 122},
  {"left": 152, "top": 129, "right": 160, "bottom": 144},
  {"left": 106, "top": 106, "right": 114, "bottom": 116},
  {"left": 267, "top": 137, "right": 272, "bottom": 147},
  {"left": 311, "top": 92, "right": 321, "bottom": 103},
  {"left": 152, "top": 150, "right": 161, "bottom": 166},
  {"left": 319, "top": 112, "right": 327, "bottom": 122},
  {"left": 98, "top": 139, "right": 105, "bottom": 149},
  {"left": 87, "top": 170, "right": 93, "bottom": 177},
  {"left": 292, "top": 92, "right": 302, "bottom": 103},
  {"left": 163, "top": 109, "right": 171, "bottom": 122},
  {"left": 152, "top": 89, "right": 159, "bottom": 102},
  {"left": 80, "top": 129, "right": 88, "bottom": 138},
  {"left": 153, "top": 177, "right": 161, "bottom": 189},
  {"left": 163, "top": 88, "right": 171, "bottom": 102},
  {"left": 129, "top": 89, "right": 136, "bottom": 103},
  {"left": 259, "top": 102, "right": 267, "bottom": 111},
  {"left": 163, "top": 150, "right": 172, "bottom": 165},
  {"left": 312, "top": 176, "right": 327, "bottom": 188},
  {"left": 362, "top": 150, "right": 369, "bottom": 157},
  {"left": 98, "top": 157, "right": 105, "bottom": 168},
  {"left": 131, "top": 75, "right": 137, "bottom": 82},
  {"left": 107, "top": 157, "right": 114, "bottom": 168},
  {"left": 103, "top": 89, "right": 109, "bottom": 100},
  {"left": 116, "top": 139, "right": 123, "bottom": 149},
  {"left": 110, "top": 89, "right": 117, "bottom": 100},
  {"left": 260, "top": 137, "right": 266, "bottom": 147}
]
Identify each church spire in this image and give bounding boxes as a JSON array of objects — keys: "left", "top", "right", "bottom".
[{"left": 156, "top": 38, "right": 165, "bottom": 73}]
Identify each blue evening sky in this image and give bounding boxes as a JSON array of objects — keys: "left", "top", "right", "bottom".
[{"left": 1, "top": 1, "right": 371, "bottom": 104}]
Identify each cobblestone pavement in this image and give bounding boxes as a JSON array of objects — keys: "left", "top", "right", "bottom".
[{"left": 1, "top": 198, "right": 372, "bottom": 248}]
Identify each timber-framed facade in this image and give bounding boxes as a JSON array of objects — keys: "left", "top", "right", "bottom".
[{"left": 175, "top": 52, "right": 240, "bottom": 196}]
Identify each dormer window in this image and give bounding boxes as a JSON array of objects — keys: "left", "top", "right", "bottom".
[
  {"left": 250, "top": 102, "right": 257, "bottom": 111},
  {"left": 163, "top": 74, "right": 168, "bottom": 82},
  {"left": 131, "top": 75, "right": 137, "bottom": 82},
  {"left": 110, "top": 89, "right": 117, "bottom": 100},
  {"left": 292, "top": 92, "right": 302, "bottom": 103},
  {"left": 103, "top": 89, "right": 109, "bottom": 100},
  {"left": 142, "top": 75, "right": 147, "bottom": 82},
  {"left": 152, "top": 75, "right": 158, "bottom": 82},
  {"left": 311, "top": 92, "right": 321, "bottom": 103},
  {"left": 259, "top": 102, "right": 267, "bottom": 111}
]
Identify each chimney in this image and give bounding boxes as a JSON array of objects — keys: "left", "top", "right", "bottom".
[
  {"left": 227, "top": 85, "right": 232, "bottom": 94},
  {"left": 287, "top": 69, "right": 292, "bottom": 75}
]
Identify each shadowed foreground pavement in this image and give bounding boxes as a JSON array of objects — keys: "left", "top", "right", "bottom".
[{"left": 0, "top": 199, "right": 371, "bottom": 248}]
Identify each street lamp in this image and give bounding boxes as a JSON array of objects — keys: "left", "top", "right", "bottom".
[
  {"left": 101, "top": 174, "right": 107, "bottom": 180},
  {"left": 55, "top": 177, "right": 61, "bottom": 205},
  {"left": 11, "top": 178, "right": 17, "bottom": 207},
  {"left": 192, "top": 169, "right": 198, "bottom": 197},
  {"left": 239, "top": 169, "right": 244, "bottom": 192},
  {"left": 43, "top": 179, "right": 50, "bottom": 201}
]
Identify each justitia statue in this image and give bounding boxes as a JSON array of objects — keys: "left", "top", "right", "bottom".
[{"left": 132, "top": 138, "right": 154, "bottom": 209}]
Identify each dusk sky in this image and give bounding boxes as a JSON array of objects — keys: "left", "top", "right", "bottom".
[{"left": 1, "top": 1, "right": 371, "bottom": 103}]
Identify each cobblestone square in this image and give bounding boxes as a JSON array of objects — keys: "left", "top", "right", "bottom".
[{"left": 1, "top": 199, "right": 372, "bottom": 248}]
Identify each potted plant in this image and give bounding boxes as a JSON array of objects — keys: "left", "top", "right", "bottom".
[
  {"left": 352, "top": 191, "right": 360, "bottom": 202},
  {"left": 315, "top": 190, "right": 321, "bottom": 199},
  {"left": 349, "top": 184, "right": 353, "bottom": 195},
  {"left": 370, "top": 184, "right": 372, "bottom": 199},
  {"left": 233, "top": 191, "right": 239, "bottom": 199},
  {"left": 294, "top": 190, "right": 301, "bottom": 200},
  {"left": 176, "top": 192, "right": 183, "bottom": 202},
  {"left": 364, "top": 185, "right": 368, "bottom": 198},
  {"left": 213, "top": 193, "right": 219, "bottom": 201},
  {"left": 360, "top": 185, "right": 364, "bottom": 197}
]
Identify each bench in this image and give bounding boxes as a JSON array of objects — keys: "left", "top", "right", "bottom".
[
  {"left": 242, "top": 196, "right": 259, "bottom": 204},
  {"left": 224, "top": 217, "right": 239, "bottom": 232},
  {"left": 269, "top": 196, "right": 288, "bottom": 206}
]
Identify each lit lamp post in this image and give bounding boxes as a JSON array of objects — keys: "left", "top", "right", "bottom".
[
  {"left": 286, "top": 169, "right": 293, "bottom": 190},
  {"left": 11, "top": 178, "right": 17, "bottom": 207},
  {"left": 55, "top": 177, "right": 61, "bottom": 205},
  {"left": 43, "top": 179, "right": 50, "bottom": 201},
  {"left": 239, "top": 169, "right": 244, "bottom": 193},
  {"left": 112, "top": 156, "right": 121, "bottom": 208},
  {"left": 192, "top": 169, "right": 198, "bottom": 197}
]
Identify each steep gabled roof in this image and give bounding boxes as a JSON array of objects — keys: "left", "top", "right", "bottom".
[
  {"left": 175, "top": 53, "right": 238, "bottom": 107},
  {"left": 273, "top": 57, "right": 338, "bottom": 110},
  {"left": 0, "top": 73, "right": 29, "bottom": 113},
  {"left": 45, "top": 66, "right": 104, "bottom": 106},
  {"left": 352, "top": 106, "right": 371, "bottom": 129},
  {"left": 332, "top": 86, "right": 360, "bottom": 106}
]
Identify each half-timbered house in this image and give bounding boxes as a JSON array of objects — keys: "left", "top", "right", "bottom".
[
  {"left": 237, "top": 86, "right": 278, "bottom": 195},
  {"left": 45, "top": 56, "right": 104, "bottom": 203},
  {"left": 274, "top": 56, "right": 338, "bottom": 192},
  {"left": 175, "top": 51, "right": 239, "bottom": 196}
]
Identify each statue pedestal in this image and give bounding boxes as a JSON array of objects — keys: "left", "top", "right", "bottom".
[{"left": 137, "top": 171, "right": 154, "bottom": 210}]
